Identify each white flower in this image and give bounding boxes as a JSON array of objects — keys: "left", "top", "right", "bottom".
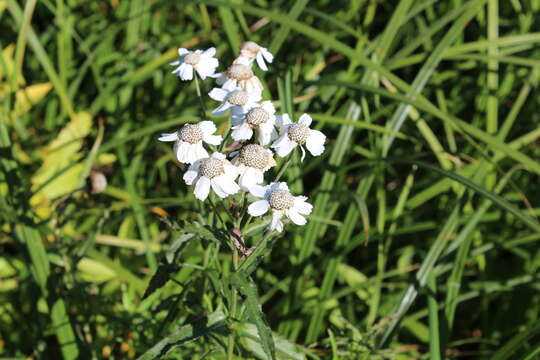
[
  {"left": 183, "top": 152, "right": 240, "bottom": 201},
  {"left": 271, "top": 113, "right": 326, "bottom": 161},
  {"left": 231, "top": 144, "right": 276, "bottom": 190},
  {"left": 213, "top": 63, "right": 263, "bottom": 94},
  {"left": 158, "top": 121, "right": 222, "bottom": 164},
  {"left": 248, "top": 182, "right": 313, "bottom": 232},
  {"left": 237, "top": 41, "right": 274, "bottom": 71},
  {"left": 231, "top": 101, "right": 277, "bottom": 145},
  {"left": 170, "top": 47, "right": 219, "bottom": 81},
  {"left": 208, "top": 87, "right": 262, "bottom": 116}
]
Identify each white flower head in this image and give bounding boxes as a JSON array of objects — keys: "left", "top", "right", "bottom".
[
  {"left": 248, "top": 182, "right": 313, "bottom": 232},
  {"left": 213, "top": 63, "right": 263, "bottom": 94},
  {"left": 271, "top": 113, "right": 326, "bottom": 161},
  {"left": 231, "top": 101, "right": 277, "bottom": 145},
  {"left": 183, "top": 152, "right": 240, "bottom": 201},
  {"left": 208, "top": 87, "right": 262, "bottom": 116},
  {"left": 158, "top": 121, "right": 222, "bottom": 164},
  {"left": 237, "top": 41, "right": 274, "bottom": 71},
  {"left": 231, "top": 144, "right": 276, "bottom": 190},
  {"left": 171, "top": 47, "right": 219, "bottom": 81}
]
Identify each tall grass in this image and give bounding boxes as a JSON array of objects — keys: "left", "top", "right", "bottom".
[{"left": 1, "top": 0, "right": 540, "bottom": 359}]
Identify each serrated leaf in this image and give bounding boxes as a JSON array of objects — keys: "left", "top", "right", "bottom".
[
  {"left": 239, "top": 323, "right": 306, "bottom": 360},
  {"left": 231, "top": 271, "right": 276, "bottom": 360}
]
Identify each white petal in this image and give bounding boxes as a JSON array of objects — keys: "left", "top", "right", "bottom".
[
  {"left": 255, "top": 53, "right": 268, "bottom": 71},
  {"left": 249, "top": 184, "right": 268, "bottom": 198},
  {"left": 233, "top": 56, "right": 251, "bottom": 66},
  {"left": 174, "top": 141, "right": 190, "bottom": 163},
  {"left": 158, "top": 132, "right": 178, "bottom": 142},
  {"left": 202, "top": 47, "right": 216, "bottom": 57},
  {"left": 183, "top": 169, "right": 198, "bottom": 185},
  {"left": 248, "top": 200, "right": 270, "bottom": 217},
  {"left": 261, "top": 48, "right": 273, "bottom": 63},
  {"left": 208, "top": 87, "right": 229, "bottom": 101},
  {"left": 196, "top": 58, "right": 219, "bottom": 79},
  {"left": 276, "top": 182, "right": 289, "bottom": 191},
  {"left": 215, "top": 72, "right": 227, "bottom": 85},
  {"left": 194, "top": 177, "right": 211, "bottom": 200},
  {"left": 231, "top": 123, "right": 253, "bottom": 141},
  {"left": 224, "top": 163, "right": 238, "bottom": 179},
  {"left": 178, "top": 48, "right": 189, "bottom": 57},
  {"left": 211, "top": 179, "right": 228, "bottom": 198},
  {"left": 212, "top": 102, "right": 232, "bottom": 116},
  {"left": 258, "top": 121, "right": 274, "bottom": 146},
  {"left": 239, "top": 167, "right": 263, "bottom": 189},
  {"left": 306, "top": 129, "right": 326, "bottom": 156},
  {"left": 222, "top": 79, "right": 238, "bottom": 91},
  {"left": 272, "top": 135, "right": 297, "bottom": 157},
  {"left": 204, "top": 134, "right": 222, "bottom": 145},
  {"left": 276, "top": 113, "right": 292, "bottom": 127},
  {"left": 195, "top": 142, "right": 208, "bottom": 161},
  {"left": 260, "top": 101, "right": 276, "bottom": 115},
  {"left": 199, "top": 121, "right": 217, "bottom": 135},
  {"left": 294, "top": 197, "right": 313, "bottom": 215},
  {"left": 211, "top": 152, "right": 226, "bottom": 160},
  {"left": 299, "top": 145, "right": 306, "bottom": 161},
  {"left": 216, "top": 175, "right": 240, "bottom": 195},
  {"left": 270, "top": 211, "right": 284, "bottom": 232},
  {"left": 180, "top": 63, "right": 193, "bottom": 81},
  {"left": 287, "top": 208, "right": 307, "bottom": 226},
  {"left": 298, "top": 113, "right": 313, "bottom": 126}
]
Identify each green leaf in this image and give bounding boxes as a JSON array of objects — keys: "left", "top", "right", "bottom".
[
  {"left": 231, "top": 271, "right": 276, "bottom": 360},
  {"left": 136, "top": 309, "right": 227, "bottom": 360},
  {"left": 238, "top": 323, "right": 306, "bottom": 360}
]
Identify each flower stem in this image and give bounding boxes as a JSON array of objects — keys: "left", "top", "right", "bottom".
[
  {"left": 194, "top": 74, "right": 207, "bottom": 119},
  {"left": 227, "top": 247, "right": 240, "bottom": 359},
  {"left": 274, "top": 155, "right": 293, "bottom": 182}
]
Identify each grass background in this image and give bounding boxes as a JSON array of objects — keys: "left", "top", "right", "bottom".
[{"left": 1, "top": 0, "right": 540, "bottom": 358}]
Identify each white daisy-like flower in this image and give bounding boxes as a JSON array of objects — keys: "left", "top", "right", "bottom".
[
  {"left": 231, "top": 144, "right": 276, "bottom": 190},
  {"left": 170, "top": 47, "right": 219, "bottom": 81},
  {"left": 271, "top": 113, "right": 326, "bottom": 161},
  {"left": 208, "top": 87, "right": 262, "bottom": 116},
  {"left": 237, "top": 41, "right": 274, "bottom": 71},
  {"left": 183, "top": 152, "right": 240, "bottom": 201},
  {"left": 158, "top": 121, "right": 222, "bottom": 164},
  {"left": 213, "top": 63, "right": 263, "bottom": 94},
  {"left": 248, "top": 182, "right": 313, "bottom": 232},
  {"left": 231, "top": 101, "right": 277, "bottom": 145}
]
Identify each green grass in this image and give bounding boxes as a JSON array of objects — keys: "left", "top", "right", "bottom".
[{"left": 1, "top": 0, "right": 540, "bottom": 359}]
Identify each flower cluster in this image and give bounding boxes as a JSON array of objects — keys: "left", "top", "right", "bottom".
[{"left": 161, "top": 42, "right": 326, "bottom": 232}]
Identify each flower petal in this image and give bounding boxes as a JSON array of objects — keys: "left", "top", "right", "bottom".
[
  {"left": 178, "top": 48, "right": 189, "bottom": 57},
  {"left": 208, "top": 87, "right": 229, "bottom": 101},
  {"left": 217, "top": 175, "right": 240, "bottom": 195},
  {"left": 204, "top": 134, "right": 222, "bottom": 145},
  {"left": 158, "top": 132, "right": 179, "bottom": 142},
  {"left": 272, "top": 135, "right": 297, "bottom": 157},
  {"left": 306, "top": 129, "right": 326, "bottom": 156},
  {"left": 298, "top": 113, "right": 313, "bottom": 126},
  {"left": 211, "top": 179, "right": 228, "bottom": 198},
  {"left": 270, "top": 211, "right": 284, "bottom": 232},
  {"left": 202, "top": 47, "right": 216, "bottom": 57},
  {"left": 199, "top": 121, "right": 217, "bottom": 135},
  {"left": 194, "top": 177, "right": 211, "bottom": 200},
  {"left": 248, "top": 184, "right": 268, "bottom": 198},
  {"left": 180, "top": 63, "right": 193, "bottom": 80},
  {"left": 261, "top": 48, "right": 273, "bottom": 63},
  {"left": 212, "top": 102, "right": 232, "bottom": 116},
  {"left": 287, "top": 208, "right": 307, "bottom": 226},
  {"left": 231, "top": 123, "right": 253, "bottom": 141},
  {"left": 255, "top": 53, "right": 268, "bottom": 71},
  {"left": 183, "top": 169, "right": 198, "bottom": 185},
  {"left": 293, "top": 196, "right": 313, "bottom": 215},
  {"left": 248, "top": 200, "right": 270, "bottom": 216}
]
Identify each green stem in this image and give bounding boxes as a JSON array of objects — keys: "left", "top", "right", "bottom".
[
  {"left": 194, "top": 74, "right": 207, "bottom": 120},
  {"left": 274, "top": 155, "right": 294, "bottom": 182},
  {"left": 227, "top": 248, "right": 240, "bottom": 359}
]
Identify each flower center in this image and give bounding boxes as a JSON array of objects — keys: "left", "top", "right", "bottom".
[
  {"left": 267, "top": 189, "right": 294, "bottom": 210},
  {"left": 183, "top": 52, "right": 200, "bottom": 65},
  {"left": 239, "top": 144, "right": 272, "bottom": 170},
  {"left": 287, "top": 124, "right": 310, "bottom": 145},
  {"left": 179, "top": 124, "right": 204, "bottom": 144},
  {"left": 227, "top": 64, "right": 253, "bottom": 81},
  {"left": 246, "top": 107, "right": 269, "bottom": 127},
  {"left": 227, "top": 90, "right": 249, "bottom": 106},
  {"left": 240, "top": 41, "right": 260, "bottom": 58},
  {"left": 199, "top": 158, "right": 225, "bottom": 179}
]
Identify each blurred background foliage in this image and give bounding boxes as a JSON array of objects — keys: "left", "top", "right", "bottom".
[{"left": 1, "top": 0, "right": 540, "bottom": 359}]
